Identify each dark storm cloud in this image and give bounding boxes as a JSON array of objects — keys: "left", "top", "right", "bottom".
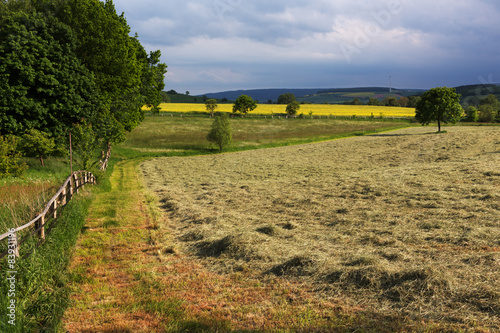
[{"left": 113, "top": 0, "right": 500, "bottom": 94}]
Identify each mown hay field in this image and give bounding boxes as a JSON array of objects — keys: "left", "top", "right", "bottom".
[
  {"left": 146, "top": 103, "right": 415, "bottom": 118},
  {"left": 142, "top": 126, "right": 500, "bottom": 331}
]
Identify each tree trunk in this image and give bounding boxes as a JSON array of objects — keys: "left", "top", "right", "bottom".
[{"left": 39, "top": 155, "right": 44, "bottom": 167}]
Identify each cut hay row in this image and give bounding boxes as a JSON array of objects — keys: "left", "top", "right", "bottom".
[
  {"left": 142, "top": 126, "right": 500, "bottom": 330},
  {"left": 145, "top": 103, "right": 415, "bottom": 118}
]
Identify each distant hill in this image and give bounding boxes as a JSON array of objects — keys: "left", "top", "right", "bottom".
[
  {"left": 162, "top": 91, "right": 204, "bottom": 103},
  {"left": 200, "top": 87, "right": 424, "bottom": 104},
  {"left": 201, "top": 89, "right": 322, "bottom": 102},
  {"left": 454, "top": 84, "right": 500, "bottom": 106},
  {"left": 298, "top": 87, "right": 424, "bottom": 104},
  {"left": 189, "top": 84, "right": 500, "bottom": 105}
]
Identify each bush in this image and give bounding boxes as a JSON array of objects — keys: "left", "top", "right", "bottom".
[
  {"left": 478, "top": 105, "right": 495, "bottom": 122},
  {"left": 19, "top": 130, "right": 57, "bottom": 167},
  {"left": 0, "top": 135, "right": 27, "bottom": 178},
  {"left": 463, "top": 106, "right": 479, "bottom": 122},
  {"left": 207, "top": 113, "right": 232, "bottom": 151},
  {"left": 72, "top": 122, "right": 101, "bottom": 171}
]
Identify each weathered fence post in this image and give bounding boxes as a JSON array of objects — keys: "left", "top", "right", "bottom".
[
  {"left": 74, "top": 173, "right": 79, "bottom": 194},
  {"left": 53, "top": 200, "right": 57, "bottom": 220},
  {"left": 40, "top": 215, "right": 45, "bottom": 240},
  {"left": 61, "top": 186, "right": 67, "bottom": 206},
  {"left": 1, "top": 170, "right": 101, "bottom": 260}
]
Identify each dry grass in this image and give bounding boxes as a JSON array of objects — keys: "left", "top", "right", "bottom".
[
  {"left": 142, "top": 126, "right": 500, "bottom": 331},
  {"left": 64, "top": 160, "right": 412, "bottom": 332},
  {"left": 0, "top": 181, "right": 56, "bottom": 235},
  {"left": 0, "top": 181, "right": 56, "bottom": 206}
]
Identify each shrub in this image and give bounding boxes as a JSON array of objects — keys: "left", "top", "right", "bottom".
[
  {"left": 207, "top": 113, "right": 232, "bottom": 151},
  {"left": 0, "top": 135, "right": 27, "bottom": 178},
  {"left": 463, "top": 106, "right": 479, "bottom": 122},
  {"left": 478, "top": 105, "right": 495, "bottom": 122},
  {"left": 19, "top": 129, "right": 56, "bottom": 167},
  {"left": 71, "top": 122, "right": 101, "bottom": 171}
]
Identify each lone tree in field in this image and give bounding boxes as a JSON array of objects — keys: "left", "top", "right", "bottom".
[
  {"left": 205, "top": 98, "right": 218, "bottom": 117},
  {"left": 207, "top": 113, "right": 232, "bottom": 151},
  {"left": 233, "top": 95, "right": 257, "bottom": 116},
  {"left": 286, "top": 101, "right": 301, "bottom": 116},
  {"left": 415, "top": 87, "right": 463, "bottom": 132}
]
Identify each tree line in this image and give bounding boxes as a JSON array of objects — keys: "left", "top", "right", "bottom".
[
  {"left": 350, "top": 96, "right": 419, "bottom": 108},
  {"left": 204, "top": 88, "right": 500, "bottom": 151},
  {"left": 0, "top": 0, "right": 167, "bottom": 177}
]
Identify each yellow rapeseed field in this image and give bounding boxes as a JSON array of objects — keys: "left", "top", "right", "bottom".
[{"left": 146, "top": 103, "right": 415, "bottom": 117}]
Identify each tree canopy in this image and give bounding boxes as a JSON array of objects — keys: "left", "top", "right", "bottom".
[
  {"left": 0, "top": 0, "right": 167, "bottom": 147},
  {"left": 477, "top": 95, "right": 500, "bottom": 122},
  {"left": 277, "top": 93, "right": 296, "bottom": 105},
  {"left": 19, "top": 129, "right": 56, "bottom": 167},
  {"left": 0, "top": 9, "right": 101, "bottom": 137},
  {"left": 233, "top": 95, "right": 257, "bottom": 115},
  {"left": 286, "top": 101, "right": 301, "bottom": 116},
  {"left": 415, "top": 87, "right": 463, "bottom": 132}
]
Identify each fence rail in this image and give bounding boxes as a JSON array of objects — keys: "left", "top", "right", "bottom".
[
  {"left": 0, "top": 146, "right": 111, "bottom": 260},
  {"left": 0, "top": 171, "right": 97, "bottom": 259}
]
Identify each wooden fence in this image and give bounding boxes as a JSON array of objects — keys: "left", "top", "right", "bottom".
[
  {"left": 0, "top": 147, "right": 111, "bottom": 260},
  {"left": 0, "top": 171, "right": 96, "bottom": 259}
]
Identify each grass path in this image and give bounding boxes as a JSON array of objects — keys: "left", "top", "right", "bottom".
[
  {"left": 61, "top": 159, "right": 432, "bottom": 332},
  {"left": 61, "top": 159, "right": 163, "bottom": 331}
]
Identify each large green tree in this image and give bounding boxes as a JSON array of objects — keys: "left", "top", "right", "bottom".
[
  {"left": 233, "top": 95, "right": 257, "bottom": 115},
  {"left": 140, "top": 49, "right": 168, "bottom": 114},
  {"left": 286, "top": 101, "right": 301, "bottom": 116},
  {"left": 0, "top": 0, "right": 167, "bottom": 149},
  {"left": 415, "top": 87, "right": 463, "bottom": 132},
  {"left": 0, "top": 9, "right": 101, "bottom": 137},
  {"left": 55, "top": 0, "right": 162, "bottom": 135}
]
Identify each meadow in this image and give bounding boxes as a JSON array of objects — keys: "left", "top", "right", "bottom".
[
  {"left": 141, "top": 126, "right": 500, "bottom": 331},
  {"left": 144, "top": 102, "right": 416, "bottom": 118},
  {"left": 4, "top": 114, "right": 498, "bottom": 331},
  {"left": 116, "top": 115, "right": 413, "bottom": 158}
]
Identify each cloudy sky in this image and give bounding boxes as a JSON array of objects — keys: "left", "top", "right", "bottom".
[{"left": 112, "top": 0, "right": 500, "bottom": 95}]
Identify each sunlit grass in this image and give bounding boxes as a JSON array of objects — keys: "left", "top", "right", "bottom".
[{"left": 115, "top": 116, "right": 413, "bottom": 159}]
